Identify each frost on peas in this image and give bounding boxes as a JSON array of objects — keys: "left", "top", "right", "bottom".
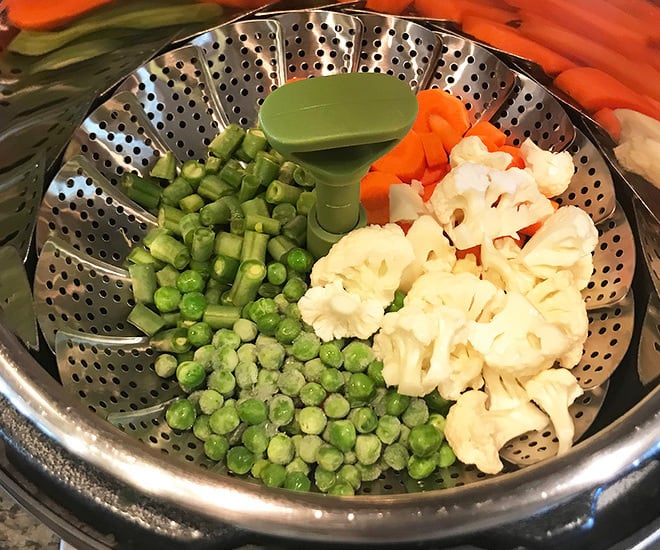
[
  {"left": 297, "top": 434, "right": 323, "bottom": 464},
  {"left": 402, "top": 398, "right": 430, "bottom": 428},
  {"left": 267, "top": 433, "right": 295, "bottom": 465},
  {"left": 234, "top": 360, "right": 258, "bottom": 389},
  {"left": 277, "top": 369, "right": 306, "bottom": 396},
  {"left": 213, "top": 346, "right": 239, "bottom": 372},
  {"left": 257, "top": 342, "right": 286, "bottom": 370},
  {"left": 383, "top": 442, "right": 409, "bottom": 471},
  {"left": 342, "top": 341, "right": 374, "bottom": 373},
  {"left": 237, "top": 342, "right": 258, "bottom": 363},
  {"left": 355, "top": 433, "right": 382, "bottom": 465}
]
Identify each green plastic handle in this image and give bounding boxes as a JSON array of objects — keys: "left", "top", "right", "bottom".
[{"left": 259, "top": 72, "right": 417, "bottom": 257}]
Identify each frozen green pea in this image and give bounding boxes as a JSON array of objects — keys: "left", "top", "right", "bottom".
[
  {"left": 355, "top": 462, "right": 382, "bottom": 482},
  {"left": 251, "top": 458, "right": 270, "bottom": 479},
  {"left": 342, "top": 341, "right": 374, "bottom": 373},
  {"left": 323, "top": 393, "right": 350, "bottom": 419},
  {"left": 176, "top": 360, "right": 206, "bottom": 393},
  {"left": 298, "top": 406, "right": 327, "bottom": 435},
  {"left": 278, "top": 369, "right": 306, "bottom": 396},
  {"left": 299, "top": 382, "right": 326, "bottom": 406},
  {"left": 204, "top": 434, "right": 229, "bottom": 461},
  {"left": 328, "top": 481, "right": 354, "bottom": 496},
  {"left": 384, "top": 390, "right": 411, "bottom": 417},
  {"left": 402, "top": 398, "right": 430, "bottom": 428},
  {"left": 267, "top": 433, "right": 294, "bottom": 465},
  {"left": 409, "top": 423, "right": 443, "bottom": 458},
  {"left": 207, "top": 369, "right": 236, "bottom": 396},
  {"left": 367, "top": 360, "right": 385, "bottom": 387},
  {"left": 318, "top": 342, "right": 343, "bottom": 368},
  {"left": 297, "top": 434, "right": 323, "bottom": 464},
  {"left": 345, "top": 372, "right": 375, "bottom": 405},
  {"left": 154, "top": 353, "right": 178, "bottom": 378},
  {"left": 198, "top": 389, "right": 224, "bottom": 415},
  {"left": 192, "top": 414, "right": 212, "bottom": 441},
  {"left": 317, "top": 444, "right": 344, "bottom": 472},
  {"left": 328, "top": 419, "right": 357, "bottom": 453},
  {"left": 301, "top": 358, "right": 325, "bottom": 383},
  {"left": 355, "top": 434, "right": 382, "bottom": 466},
  {"left": 226, "top": 446, "right": 255, "bottom": 475},
  {"left": 233, "top": 318, "right": 258, "bottom": 342},
  {"left": 349, "top": 407, "right": 378, "bottom": 434},
  {"left": 193, "top": 344, "right": 215, "bottom": 372},
  {"left": 179, "top": 291, "right": 207, "bottom": 321},
  {"left": 383, "top": 442, "right": 409, "bottom": 471},
  {"left": 165, "top": 399, "right": 196, "bottom": 430},
  {"left": 187, "top": 322, "right": 213, "bottom": 347},
  {"left": 234, "top": 360, "right": 258, "bottom": 389},
  {"left": 237, "top": 398, "right": 267, "bottom": 425},
  {"left": 437, "top": 442, "right": 456, "bottom": 468},
  {"left": 428, "top": 413, "right": 446, "bottom": 437},
  {"left": 291, "top": 332, "right": 321, "bottom": 361},
  {"left": 314, "top": 468, "right": 336, "bottom": 493},
  {"left": 376, "top": 415, "right": 401, "bottom": 445},
  {"left": 424, "top": 389, "right": 452, "bottom": 415},
  {"left": 177, "top": 269, "right": 205, "bottom": 293},
  {"left": 212, "top": 328, "right": 241, "bottom": 349},
  {"left": 236, "top": 342, "right": 257, "bottom": 363},
  {"left": 337, "top": 464, "right": 361, "bottom": 491},
  {"left": 261, "top": 462, "right": 287, "bottom": 488},
  {"left": 408, "top": 455, "right": 437, "bottom": 480},
  {"left": 320, "top": 368, "right": 344, "bottom": 392},
  {"left": 257, "top": 342, "right": 286, "bottom": 370},
  {"left": 242, "top": 424, "right": 269, "bottom": 455},
  {"left": 285, "top": 456, "right": 310, "bottom": 476},
  {"left": 284, "top": 471, "right": 311, "bottom": 492},
  {"left": 275, "top": 317, "right": 301, "bottom": 344},
  {"left": 209, "top": 405, "right": 240, "bottom": 435},
  {"left": 268, "top": 394, "right": 295, "bottom": 426}
]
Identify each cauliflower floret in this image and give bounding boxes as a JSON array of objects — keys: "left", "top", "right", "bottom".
[
  {"left": 450, "top": 135, "right": 513, "bottom": 171},
  {"left": 429, "top": 163, "right": 555, "bottom": 250},
  {"left": 375, "top": 304, "right": 480, "bottom": 398},
  {"left": 613, "top": 108, "right": 660, "bottom": 190},
  {"left": 523, "top": 368, "right": 584, "bottom": 455},
  {"left": 310, "top": 223, "right": 415, "bottom": 308},
  {"left": 480, "top": 238, "right": 538, "bottom": 295},
  {"left": 482, "top": 367, "right": 530, "bottom": 411},
  {"left": 452, "top": 252, "right": 482, "bottom": 277},
  {"left": 298, "top": 279, "right": 384, "bottom": 341},
  {"left": 518, "top": 205, "right": 598, "bottom": 290},
  {"left": 389, "top": 180, "right": 431, "bottom": 223},
  {"left": 520, "top": 138, "right": 575, "bottom": 197},
  {"left": 468, "top": 291, "right": 573, "bottom": 377},
  {"left": 444, "top": 390, "right": 549, "bottom": 474},
  {"left": 405, "top": 271, "right": 500, "bottom": 322},
  {"left": 400, "top": 215, "right": 456, "bottom": 292},
  {"left": 525, "top": 271, "right": 589, "bottom": 368}
]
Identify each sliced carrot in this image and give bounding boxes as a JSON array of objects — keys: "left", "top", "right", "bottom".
[
  {"left": 461, "top": 16, "right": 578, "bottom": 76},
  {"left": 553, "top": 67, "right": 660, "bottom": 120},
  {"left": 465, "top": 120, "right": 507, "bottom": 149},
  {"left": 592, "top": 108, "right": 622, "bottom": 142},
  {"left": 372, "top": 130, "right": 426, "bottom": 183},
  {"left": 517, "top": 12, "right": 660, "bottom": 102},
  {"left": 601, "top": 0, "right": 660, "bottom": 39},
  {"left": 365, "top": 0, "right": 413, "bottom": 14},
  {"left": 418, "top": 131, "right": 449, "bottom": 168},
  {"left": 421, "top": 165, "right": 449, "bottom": 187},
  {"left": 414, "top": 88, "right": 470, "bottom": 136},
  {"left": 360, "top": 171, "right": 402, "bottom": 225},
  {"left": 421, "top": 180, "right": 441, "bottom": 202},
  {"left": 456, "top": 0, "right": 518, "bottom": 25},
  {"left": 4, "top": 0, "right": 115, "bottom": 30},
  {"left": 413, "top": 0, "right": 462, "bottom": 20},
  {"left": 499, "top": 145, "right": 525, "bottom": 169},
  {"left": 428, "top": 115, "right": 463, "bottom": 154}
]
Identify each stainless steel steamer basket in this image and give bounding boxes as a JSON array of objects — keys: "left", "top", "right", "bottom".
[{"left": 0, "top": 2, "right": 658, "bottom": 548}]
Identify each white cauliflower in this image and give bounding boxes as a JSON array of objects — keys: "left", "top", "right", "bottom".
[
  {"left": 389, "top": 180, "right": 431, "bottom": 223},
  {"left": 452, "top": 252, "right": 481, "bottom": 277},
  {"left": 429, "top": 163, "right": 555, "bottom": 250},
  {"left": 444, "top": 390, "right": 549, "bottom": 474},
  {"left": 450, "top": 135, "right": 513, "bottom": 170},
  {"left": 298, "top": 279, "right": 384, "bottom": 342},
  {"left": 480, "top": 238, "right": 538, "bottom": 295},
  {"left": 482, "top": 367, "right": 530, "bottom": 411},
  {"left": 399, "top": 215, "right": 456, "bottom": 292},
  {"left": 375, "top": 304, "right": 481, "bottom": 398},
  {"left": 523, "top": 368, "right": 584, "bottom": 455},
  {"left": 518, "top": 205, "right": 598, "bottom": 290},
  {"left": 525, "top": 271, "right": 589, "bottom": 368},
  {"left": 310, "top": 223, "right": 415, "bottom": 308},
  {"left": 405, "top": 271, "right": 500, "bottom": 322},
  {"left": 468, "top": 291, "right": 573, "bottom": 377},
  {"left": 613, "top": 108, "right": 660, "bottom": 190},
  {"left": 520, "top": 138, "right": 575, "bottom": 197}
]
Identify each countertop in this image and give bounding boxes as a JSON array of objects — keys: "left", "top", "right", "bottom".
[{"left": 0, "top": 485, "right": 59, "bottom": 549}]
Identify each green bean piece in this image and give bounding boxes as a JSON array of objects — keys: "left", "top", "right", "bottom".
[
  {"left": 200, "top": 195, "right": 241, "bottom": 226},
  {"left": 298, "top": 406, "right": 327, "bottom": 435},
  {"left": 238, "top": 128, "right": 268, "bottom": 160},
  {"left": 162, "top": 176, "right": 193, "bottom": 206},
  {"left": 155, "top": 264, "right": 179, "bottom": 289},
  {"left": 161, "top": 312, "right": 181, "bottom": 328},
  {"left": 245, "top": 213, "right": 281, "bottom": 236},
  {"left": 120, "top": 172, "right": 162, "bottom": 212},
  {"left": 237, "top": 174, "right": 262, "bottom": 203},
  {"left": 299, "top": 382, "right": 326, "bottom": 407},
  {"left": 240, "top": 230, "right": 270, "bottom": 264},
  {"left": 150, "top": 151, "right": 177, "bottom": 181},
  {"left": 345, "top": 373, "right": 376, "bottom": 405},
  {"left": 211, "top": 255, "right": 240, "bottom": 284},
  {"left": 209, "top": 124, "right": 245, "bottom": 162},
  {"left": 328, "top": 419, "right": 357, "bottom": 452},
  {"left": 409, "top": 423, "right": 443, "bottom": 458},
  {"left": 204, "top": 155, "right": 222, "bottom": 175},
  {"left": 154, "top": 353, "right": 178, "bottom": 378},
  {"left": 233, "top": 319, "right": 258, "bottom": 343},
  {"left": 277, "top": 161, "right": 297, "bottom": 185},
  {"left": 267, "top": 235, "right": 297, "bottom": 263},
  {"left": 237, "top": 398, "right": 267, "bottom": 425},
  {"left": 226, "top": 446, "right": 255, "bottom": 475},
  {"left": 176, "top": 360, "right": 206, "bottom": 393},
  {"left": 253, "top": 151, "right": 281, "bottom": 186},
  {"left": 285, "top": 471, "right": 312, "bottom": 492},
  {"left": 209, "top": 404, "right": 240, "bottom": 435},
  {"left": 295, "top": 190, "right": 316, "bottom": 216},
  {"left": 291, "top": 332, "right": 321, "bottom": 361},
  {"left": 257, "top": 282, "right": 281, "bottom": 299},
  {"left": 129, "top": 263, "right": 157, "bottom": 305},
  {"left": 349, "top": 407, "right": 378, "bottom": 434},
  {"left": 198, "top": 389, "right": 224, "bottom": 415},
  {"left": 376, "top": 415, "right": 402, "bottom": 445},
  {"left": 158, "top": 204, "right": 185, "bottom": 235},
  {"left": 150, "top": 327, "right": 191, "bottom": 354},
  {"left": 384, "top": 390, "right": 411, "bottom": 417},
  {"left": 268, "top": 394, "right": 295, "bottom": 426},
  {"left": 219, "top": 162, "right": 245, "bottom": 189},
  {"left": 383, "top": 442, "right": 409, "bottom": 471},
  {"left": 320, "top": 368, "right": 345, "bottom": 393},
  {"left": 277, "top": 369, "right": 306, "bottom": 397},
  {"left": 342, "top": 341, "right": 374, "bottom": 373},
  {"left": 179, "top": 213, "right": 202, "bottom": 246},
  {"left": 267, "top": 433, "right": 295, "bottom": 465},
  {"left": 180, "top": 160, "right": 205, "bottom": 187},
  {"left": 204, "top": 434, "right": 230, "bottom": 462},
  {"left": 318, "top": 342, "right": 343, "bottom": 368},
  {"left": 127, "top": 303, "right": 166, "bottom": 336},
  {"left": 402, "top": 398, "right": 430, "bottom": 428},
  {"left": 165, "top": 399, "right": 196, "bottom": 431},
  {"left": 193, "top": 415, "right": 212, "bottom": 441},
  {"left": 179, "top": 193, "right": 205, "bottom": 214},
  {"left": 190, "top": 227, "right": 215, "bottom": 262},
  {"left": 197, "top": 174, "right": 235, "bottom": 201},
  {"left": 234, "top": 361, "right": 258, "bottom": 390},
  {"left": 126, "top": 247, "right": 164, "bottom": 269},
  {"left": 257, "top": 342, "right": 286, "bottom": 370},
  {"left": 271, "top": 203, "right": 297, "bottom": 226},
  {"left": 187, "top": 322, "right": 213, "bottom": 347},
  {"left": 149, "top": 233, "right": 190, "bottom": 270},
  {"left": 215, "top": 232, "right": 243, "bottom": 260},
  {"left": 424, "top": 390, "right": 453, "bottom": 416},
  {"left": 207, "top": 369, "right": 236, "bottom": 396},
  {"left": 367, "top": 360, "right": 386, "bottom": 387},
  {"left": 265, "top": 179, "right": 303, "bottom": 206},
  {"left": 282, "top": 216, "right": 307, "bottom": 247},
  {"left": 293, "top": 166, "right": 316, "bottom": 189},
  {"left": 176, "top": 270, "right": 205, "bottom": 294},
  {"left": 228, "top": 259, "right": 267, "bottom": 307},
  {"left": 408, "top": 455, "right": 436, "bottom": 480},
  {"left": 314, "top": 468, "right": 336, "bottom": 493},
  {"left": 437, "top": 442, "right": 457, "bottom": 468},
  {"left": 242, "top": 424, "right": 270, "bottom": 455},
  {"left": 203, "top": 304, "right": 241, "bottom": 329},
  {"left": 282, "top": 277, "right": 308, "bottom": 302}
]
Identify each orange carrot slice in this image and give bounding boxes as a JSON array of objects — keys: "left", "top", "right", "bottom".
[
  {"left": 553, "top": 67, "right": 660, "bottom": 120},
  {"left": 461, "top": 16, "right": 578, "bottom": 76},
  {"left": 465, "top": 120, "right": 507, "bottom": 150},
  {"left": 428, "top": 115, "right": 463, "bottom": 154},
  {"left": 592, "top": 108, "right": 622, "bottom": 142},
  {"left": 418, "top": 131, "right": 449, "bottom": 168},
  {"left": 360, "top": 171, "right": 402, "bottom": 225},
  {"left": 414, "top": 88, "right": 470, "bottom": 136},
  {"left": 365, "top": 0, "right": 413, "bottom": 14},
  {"left": 421, "top": 165, "right": 449, "bottom": 187},
  {"left": 413, "top": 0, "right": 463, "bottom": 20},
  {"left": 499, "top": 145, "right": 525, "bottom": 169},
  {"left": 372, "top": 130, "right": 426, "bottom": 183},
  {"left": 4, "top": 0, "right": 115, "bottom": 30}
]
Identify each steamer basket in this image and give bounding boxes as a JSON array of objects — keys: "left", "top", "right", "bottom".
[{"left": 0, "top": 3, "right": 658, "bottom": 548}]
